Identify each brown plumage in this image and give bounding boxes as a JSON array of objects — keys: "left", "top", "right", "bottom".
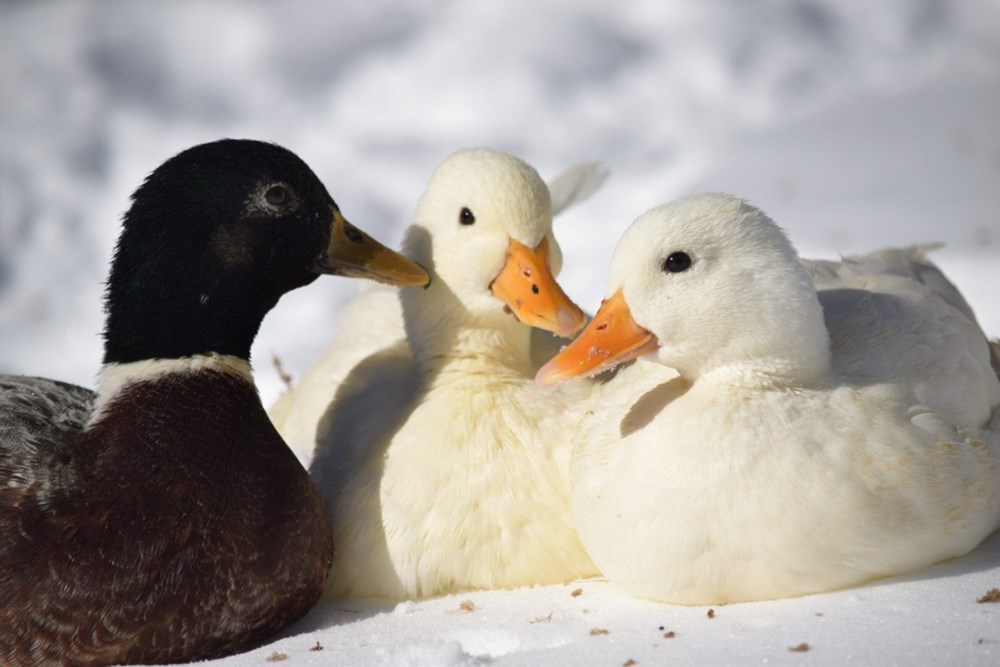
[{"left": 1, "top": 374, "right": 333, "bottom": 665}]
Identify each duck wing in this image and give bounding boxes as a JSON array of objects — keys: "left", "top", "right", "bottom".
[
  {"left": 547, "top": 162, "right": 608, "bottom": 216},
  {"left": 269, "top": 283, "right": 410, "bottom": 465},
  {"left": 0, "top": 376, "right": 94, "bottom": 491},
  {"left": 806, "top": 247, "right": 999, "bottom": 429},
  {"left": 803, "top": 244, "right": 977, "bottom": 322}
]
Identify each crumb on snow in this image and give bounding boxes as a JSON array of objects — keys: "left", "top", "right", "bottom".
[{"left": 977, "top": 588, "right": 1000, "bottom": 603}]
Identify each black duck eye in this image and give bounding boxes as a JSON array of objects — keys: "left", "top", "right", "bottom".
[
  {"left": 265, "top": 185, "right": 290, "bottom": 207},
  {"left": 459, "top": 207, "right": 476, "bottom": 225},
  {"left": 662, "top": 252, "right": 692, "bottom": 273}
]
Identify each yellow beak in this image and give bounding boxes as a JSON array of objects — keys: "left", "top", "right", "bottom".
[
  {"left": 489, "top": 236, "right": 586, "bottom": 338},
  {"left": 314, "top": 207, "right": 430, "bottom": 287},
  {"left": 535, "top": 289, "right": 658, "bottom": 386}
]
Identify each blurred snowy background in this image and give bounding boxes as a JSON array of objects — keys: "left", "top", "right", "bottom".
[
  {"left": 1, "top": 0, "right": 998, "bottom": 406},
  {"left": 2, "top": 1, "right": 1000, "bottom": 664}
]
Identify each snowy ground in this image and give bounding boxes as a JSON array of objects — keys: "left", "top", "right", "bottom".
[
  {"left": 1, "top": 0, "right": 999, "bottom": 665},
  {"left": 212, "top": 532, "right": 1000, "bottom": 666}
]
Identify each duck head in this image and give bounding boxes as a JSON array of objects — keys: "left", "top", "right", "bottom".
[
  {"left": 401, "top": 148, "right": 586, "bottom": 338},
  {"left": 537, "top": 193, "right": 831, "bottom": 386},
  {"left": 102, "top": 139, "right": 429, "bottom": 364}
]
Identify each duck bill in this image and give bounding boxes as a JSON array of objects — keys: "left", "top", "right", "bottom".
[
  {"left": 489, "top": 236, "right": 586, "bottom": 337},
  {"left": 313, "top": 207, "right": 430, "bottom": 287},
  {"left": 535, "top": 289, "right": 659, "bottom": 387}
]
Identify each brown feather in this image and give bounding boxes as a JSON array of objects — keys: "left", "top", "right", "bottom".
[{"left": 0, "top": 372, "right": 334, "bottom": 665}]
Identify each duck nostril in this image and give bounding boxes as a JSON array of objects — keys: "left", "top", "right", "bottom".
[
  {"left": 343, "top": 222, "right": 365, "bottom": 244},
  {"left": 531, "top": 284, "right": 540, "bottom": 295},
  {"left": 596, "top": 323, "right": 608, "bottom": 331}
]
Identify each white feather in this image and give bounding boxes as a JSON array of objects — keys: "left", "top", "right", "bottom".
[
  {"left": 274, "top": 148, "right": 601, "bottom": 600},
  {"left": 570, "top": 193, "right": 1000, "bottom": 604},
  {"left": 88, "top": 354, "right": 254, "bottom": 429}
]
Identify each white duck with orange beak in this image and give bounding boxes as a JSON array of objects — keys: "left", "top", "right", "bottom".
[
  {"left": 538, "top": 193, "right": 1000, "bottom": 605},
  {"left": 270, "top": 154, "right": 607, "bottom": 462},
  {"left": 299, "top": 149, "right": 602, "bottom": 600}
]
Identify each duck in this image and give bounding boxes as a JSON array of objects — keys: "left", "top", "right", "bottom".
[
  {"left": 536, "top": 192, "right": 1000, "bottom": 605},
  {"left": 268, "top": 156, "right": 608, "bottom": 465},
  {"left": 301, "top": 148, "right": 602, "bottom": 600},
  {"left": 0, "top": 139, "right": 430, "bottom": 666}
]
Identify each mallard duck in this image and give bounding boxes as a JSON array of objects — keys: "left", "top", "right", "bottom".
[
  {"left": 538, "top": 192, "right": 1000, "bottom": 604},
  {"left": 0, "top": 139, "right": 429, "bottom": 665},
  {"left": 300, "top": 148, "right": 601, "bottom": 600}
]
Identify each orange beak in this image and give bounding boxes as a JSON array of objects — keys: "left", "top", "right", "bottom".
[
  {"left": 535, "top": 289, "right": 659, "bottom": 387},
  {"left": 489, "top": 236, "right": 586, "bottom": 338}
]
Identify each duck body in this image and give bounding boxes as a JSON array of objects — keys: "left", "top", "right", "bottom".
[
  {"left": 317, "top": 320, "right": 594, "bottom": 599},
  {"left": 575, "top": 366, "right": 999, "bottom": 604},
  {"left": 0, "top": 139, "right": 429, "bottom": 665},
  {"left": 541, "top": 193, "right": 1000, "bottom": 604},
  {"left": 1, "top": 364, "right": 332, "bottom": 664},
  {"left": 306, "top": 149, "right": 599, "bottom": 600}
]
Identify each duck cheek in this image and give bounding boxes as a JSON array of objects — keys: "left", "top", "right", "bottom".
[
  {"left": 535, "top": 289, "right": 658, "bottom": 387},
  {"left": 489, "top": 236, "right": 586, "bottom": 337}
]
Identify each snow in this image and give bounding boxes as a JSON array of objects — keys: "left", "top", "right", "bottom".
[
  {"left": 1, "top": 0, "right": 999, "bottom": 665},
  {"left": 207, "top": 531, "right": 1000, "bottom": 665}
]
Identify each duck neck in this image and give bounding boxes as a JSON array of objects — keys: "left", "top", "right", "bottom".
[
  {"left": 86, "top": 353, "right": 257, "bottom": 430},
  {"left": 693, "top": 352, "right": 831, "bottom": 391},
  {"left": 669, "top": 287, "right": 833, "bottom": 389},
  {"left": 100, "top": 215, "right": 308, "bottom": 364},
  {"left": 101, "top": 280, "right": 281, "bottom": 364},
  {"left": 400, "top": 281, "right": 533, "bottom": 378}
]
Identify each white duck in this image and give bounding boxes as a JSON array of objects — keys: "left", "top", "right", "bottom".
[
  {"left": 301, "top": 148, "right": 602, "bottom": 600},
  {"left": 537, "top": 193, "right": 1000, "bottom": 605},
  {"left": 269, "top": 155, "right": 607, "bottom": 465}
]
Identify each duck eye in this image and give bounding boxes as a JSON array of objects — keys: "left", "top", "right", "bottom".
[
  {"left": 459, "top": 207, "right": 476, "bottom": 225},
  {"left": 265, "top": 185, "right": 290, "bottom": 207},
  {"left": 662, "top": 252, "right": 692, "bottom": 273}
]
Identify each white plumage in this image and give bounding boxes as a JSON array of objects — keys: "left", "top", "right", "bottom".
[
  {"left": 540, "top": 193, "right": 1000, "bottom": 604},
  {"left": 269, "top": 157, "right": 607, "bottom": 466},
  {"left": 272, "top": 148, "right": 605, "bottom": 599}
]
